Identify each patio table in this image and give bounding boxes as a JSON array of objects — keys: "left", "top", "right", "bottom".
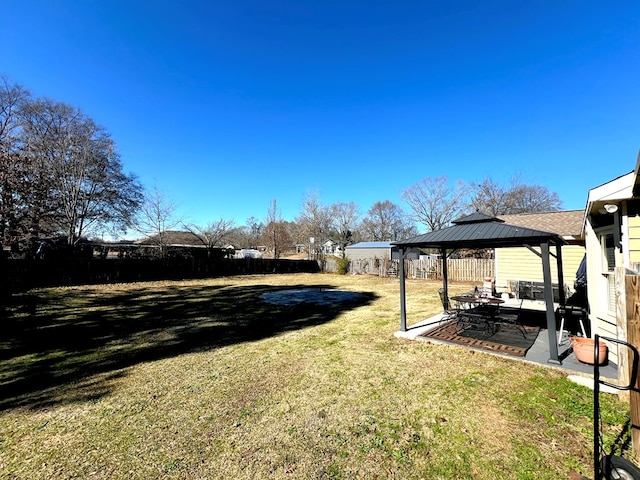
[
  {"left": 450, "top": 295, "right": 505, "bottom": 334},
  {"left": 450, "top": 295, "right": 504, "bottom": 310}
]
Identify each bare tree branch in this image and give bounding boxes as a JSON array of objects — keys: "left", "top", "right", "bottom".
[
  {"left": 330, "top": 201, "right": 360, "bottom": 257},
  {"left": 184, "top": 218, "right": 236, "bottom": 251},
  {"left": 470, "top": 176, "right": 563, "bottom": 215},
  {"left": 361, "top": 200, "right": 417, "bottom": 241},
  {"left": 401, "top": 176, "right": 467, "bottom": 232},
  {"left": 261, "top": 198, "right": 290, "bottom": 259},
  {"left": 296, "top": 189, "right": 331, "bottom": 259},
  {"left": 134, "top": 185, "right": 182, "bottom": 255}
]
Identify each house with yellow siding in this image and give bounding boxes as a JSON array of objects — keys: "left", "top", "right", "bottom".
[
  {"left": 630, "top": 214, "right": 640, "bottom": 264},
  {"left": 493, "top": 210, "right": 585, "bottom": 299},
  {"left": 583, "top": 154, "right": 640, "bottom": 366}
]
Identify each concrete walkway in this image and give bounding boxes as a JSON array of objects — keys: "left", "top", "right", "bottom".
[{"left": 395, "top": 312, "right": 619, "bottom": 382}]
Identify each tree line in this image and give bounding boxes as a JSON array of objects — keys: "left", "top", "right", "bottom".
[{"left": 0, "top": 76, "right": 562, "bottom": 260}]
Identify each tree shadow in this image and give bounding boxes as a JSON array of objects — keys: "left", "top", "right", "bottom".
[
  {"left": 608, "top": 419, "right": 634, "bottom": 457},
  {"left": 1, "top": 283, "right": 377, "bottom": 411}
]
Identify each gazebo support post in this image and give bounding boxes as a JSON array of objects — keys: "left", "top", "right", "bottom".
[
  {"left": 541, "top": 242, "right": 560, "bottom": 364},
  {"left": 555, "top": 244, "right": 566, "bottom": 305},
  {"left": 399, "top": 246, "right": 407, "bottom": 332},
  {"left": 441, "top": 247, "right": 449, "bottom": 310}
]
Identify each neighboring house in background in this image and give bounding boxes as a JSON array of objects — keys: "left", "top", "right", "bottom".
[
  {"left": 137, "top": 230, "right": 233, "bottom": 258},
  {"left": 583, "top": 156, "right": 640, "bottom": 361},
  {"left": 494, "top": 211, "right": 586, "bottom": 298},
  {"left": 138, "top": 230, "right": 206, "bottom": 247},
  {"left": 322, "top": 239, "right": 342, "bottom": 256}
]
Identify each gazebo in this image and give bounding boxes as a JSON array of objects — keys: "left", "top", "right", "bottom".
[{"left": 392, "top": 212, "right": 567, "bottom": 364}]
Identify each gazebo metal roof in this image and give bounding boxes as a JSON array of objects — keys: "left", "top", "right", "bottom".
[
  {"left": 392, "top": 212, "right": 566, "bottom": 250},
  {"left": 393, "top": 212, "right": 567, "bottom": 364}
]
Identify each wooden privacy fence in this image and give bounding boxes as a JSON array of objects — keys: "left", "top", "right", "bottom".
[
  {"left": 1, "top": 257, "right": 321, "bottom": 293},
  {"left": 347, "top": 257, "right": 494, "bottom": 283},
  {"left": 615, "top": 265, "right": 640, "bottom": 463}
]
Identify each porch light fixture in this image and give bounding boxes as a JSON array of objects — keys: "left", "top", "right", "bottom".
[{"left": 598, "top": 204, "right": 619, "bottom": 214}]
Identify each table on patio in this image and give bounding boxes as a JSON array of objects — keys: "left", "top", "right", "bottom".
[{"left": 450, "top": 295, "right": 505, "bottom": 333}]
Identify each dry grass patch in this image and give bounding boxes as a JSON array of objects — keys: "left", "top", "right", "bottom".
[{"left": 0, "top": 273, "right": 633, "bottom": 479}]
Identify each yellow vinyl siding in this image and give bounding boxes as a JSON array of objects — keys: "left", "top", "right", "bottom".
[
  {"left": 495, "top": 245, "right": 585, "bottom": 294},
  {"left": 628, "top": 214, "right": 640, "bottom": 264},
  {"left": 623, "top": 213, "right": 640, "bottom": 364}
]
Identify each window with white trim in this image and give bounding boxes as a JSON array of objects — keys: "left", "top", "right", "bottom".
[{"left": 601, "top": 232, "right": 616, "bottom": 314}]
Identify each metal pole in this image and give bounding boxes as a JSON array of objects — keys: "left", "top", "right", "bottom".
[
  {"left": 399, "top": 247, "right": 407, "bottom": 332},
  {"left": 441, "top": 248, "right": 449, "bottom": 310},
  {"left": 556, "top": 243, "right": 566, "bottom": 305},
  {"left": 542, "top": 242, "right": 560, "bottom": 364},
  {"left": 594, "top": 334, "right": 601, "bottom": 480}
]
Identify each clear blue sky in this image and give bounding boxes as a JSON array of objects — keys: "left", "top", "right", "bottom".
[{"left": 3, "top": 1, "right": 640, "bottom": 232}]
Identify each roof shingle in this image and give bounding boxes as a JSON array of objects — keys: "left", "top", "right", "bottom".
[{"left": 497, "top": 210, "right": 584, "bottom": 237}]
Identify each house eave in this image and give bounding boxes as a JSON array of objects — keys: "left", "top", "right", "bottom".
[
  {"left": 582, "top": 170, "right": 637, "bottom": 234},
  {"left": 586, "top": 171, "right": 634, "bottom": 205}
]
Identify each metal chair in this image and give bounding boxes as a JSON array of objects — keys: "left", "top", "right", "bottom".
[
  {"left": 456, "top": 309, "right": 495, "bottom": 335},
  {"left": 447, "top": 289, "right": 495, "bottom": 335},
  {"left": 493, "top": 298, "right": 526, "bottom": 337},
  {"left": 438, "top": 288, "right": 459, "bottom": 323}
]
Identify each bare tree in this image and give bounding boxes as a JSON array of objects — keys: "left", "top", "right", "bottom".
[
  {"left": 470, "top": 176, "right": 562, "bottom": 215},
  {"left": 0, "top": 78, "right": 142, "bottom": 254},
  {"left": 134, "top": 185, "right": 182, "bottom": 256},
  {"left": 185, "top": 218, "right": 236, "bottom": 258},
  {"left": 361, "top": 200, "right": 417, "bottom": 241},
  {"left": 245, "top": 216, "right": 264, "bottom": 248},
  {"left": 0, "top": 77, "right": 28, "bottom": 142},
  {"left": 506, "top": 184, "right": 562, "bottom": 213},
  {"left": 468, "top": 177, "right": 509, "bottom": 216},
  {"left": 224, "top": 217, "right": 263, "bottom": 249},
  {"left": 401, "top": 176, "right": 467, "bottom": 232},
  {"left": 20, "top": 98, "right": 142, "bottom": 245},
  {"left": 0, "top": 78, "right": 31, "bottom": 247},
  {"left": 330, "top": 201, "right": 360, "bottom": 257},
  {"left": 296, "top": 189, "right": 331, "bottom": 259},
  {"left": 261, "top": 198, "right": 291, "bottom": 259}
]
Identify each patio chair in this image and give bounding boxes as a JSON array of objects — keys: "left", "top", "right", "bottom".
[
  {"left": 493, "top": 299, "right": 527, "bottom": 337},
  {"left": 438, "top": 288, "right": 459, "bottom": 323},
  {"left": 455, "top": 309, "right": 495, "bottom": 335}
]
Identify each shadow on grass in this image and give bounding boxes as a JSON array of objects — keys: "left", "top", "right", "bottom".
[{"left": 1, "top": 282, "right": 377, "bottom": 411}]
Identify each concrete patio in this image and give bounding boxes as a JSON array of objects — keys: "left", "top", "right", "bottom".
[{"left": 395, "top": 304, "right": 619, "bottom": 382}]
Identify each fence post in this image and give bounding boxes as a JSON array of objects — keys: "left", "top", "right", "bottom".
[
  {"left": 617, "top": 267, "right": 629, "bottom": 402},
  {"left": 624, "top": 273, "right": 640, "bottom": 463}
]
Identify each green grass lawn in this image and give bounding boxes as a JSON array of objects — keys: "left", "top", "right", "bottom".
[{"left": 0, "top": 273, "right": 633, "bottom": 479}]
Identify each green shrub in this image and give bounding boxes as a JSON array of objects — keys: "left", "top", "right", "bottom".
[{"left": 336, "top": 256, "right": 350, "bottom": 275}]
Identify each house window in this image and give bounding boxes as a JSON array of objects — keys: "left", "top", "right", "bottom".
[{"left": 601, "top": 232, "right": 616, "bottom": 313}]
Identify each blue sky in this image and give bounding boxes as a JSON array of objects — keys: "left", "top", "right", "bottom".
[{"left": 2, "top": 1, "right": 640, "bottom": 232}]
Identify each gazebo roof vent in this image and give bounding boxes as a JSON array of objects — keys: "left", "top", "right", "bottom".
[{"left": 452, "top": 212, "right": 504, "bottom": 225}]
